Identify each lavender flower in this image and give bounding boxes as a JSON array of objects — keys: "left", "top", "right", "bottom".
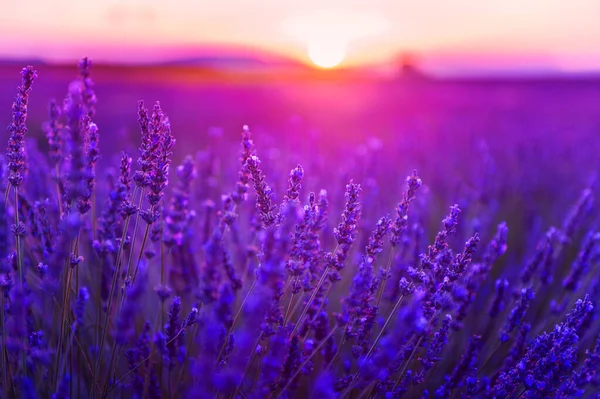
[
  {"left": 147, "top": 104, "right": 174, "bottom": 206},
  {"left": 164, "top": 156, "right": 196, "bottom": 247},
  {"left": 246, "top": 154, "right": 277, "bottom": 227},
  {"left": 43, "top": 100, "right": 63, "bottom": 168},
  {"left": 435, "top": 335, "right": 482, "bottom": 398},
  {"left": 390, "top": 170, "right": 422, "bottom": 247},
  {"left": 330, "top": 181, "right": 362, "bottom": 272},
  {"left": 284, "top": 164, "right": 304, "bottom": 203},
  {"left": 488, "top": 279, "right": 509, "bottom": 318},
  {"left": 419, "top": 314, "right": 452, "bottom": 372},
  {"left": 74, "top": 287, "right": 89, "bottom": 331},
  {"left": 78, "top": 57, "right": 97, "bottom": 117},
  {"left": 165, "top": 296, "right": 182, "bottom": 368},
  {"left": 499, "top": 286, "right": 535, "bottom": 342},
  {"left": 231, "top": 125, "right": 255, "bottom": 204},
  {"left": 7, "top": 66, "right": 37, "bottom": 188},
  {"left": 562, "top": 231, "right": 600, "bottom": 291},
  {"left": 560, "top": 335, "right": 600, "bottom": 397},
  {"left": 78, "top": 121, "right": 99, "bottom": 214}
]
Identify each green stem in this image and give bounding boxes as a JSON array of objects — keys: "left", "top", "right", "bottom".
[
  {"left": 289, "top": 263, "right": 331, "bottom": 339},
  {"left": 54, "top": 268, "right": 73, "bottom": 388},
  {"left": 124, "top": 193, "right": 144, "bottom": 280},
  {"left": 275, "top": 326, "right": 338, "bottom": 399},
  {"left": 230, "top": 332, "right": 263, "bottom": 399},
  {"left": 14, "top": 188, "right": 26, "bottom": 377},
  {"left": 174, "top": 323, "right": 199, "bottom": 392},
  {"left": 1, "top": 294, "right": 8, "bottom": 398},
  {"left": 375, "top": 248, "right": 396, "bottom": 308},
  {"left": 106, "top": 324, "right": 192, "bottom": 396},
  {"left": 93, "top": 210, "right": 133, "bottom": 397},
  {"left": 340, "top": 295, "right": 406, "bottom": 397},
  {"left": 216, "top": 277, "right": 257, "bottom": 364}
]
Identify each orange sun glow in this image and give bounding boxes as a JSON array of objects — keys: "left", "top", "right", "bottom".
[{"left": 308, "top": 40, "right": 346, "bottom": 68}]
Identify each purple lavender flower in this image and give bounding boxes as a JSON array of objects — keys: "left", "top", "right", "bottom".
[
  {"left": 284, "top": 164, "right": 304, "bottom": 203},
  {"left": 132, "top": 100, "right": 158, "bottom": 189},
  {"left": 522, "top": 227, "right": 558, "bottom": 285},
  {"left": 62, "top": 82, "right": 89, "bottom": 215},
  {"left": 7, "top": 66, "right": 37, "bottom": 188},
  {"left": 78, "top": 57, "right": 97, "bottom": 117},
  {"left": 330, "top": 181, "right": 362, "bottom": 272},
  {"left": 73, "top": 287, "right": 89, "bottom": 331},
  {"left": 115, "top": 265, "right": 148, "bottom": 345},
  {"left": 78, "top": 121, "right": 99, "bottom": 214},
  {"left": 562, "top": 231, "right": 600, "bottom": 291},
  {"left": 344, "top": 216, "right": 391, "bottom": 348},
  {"left": 246, "top": 154, "right": 277, "bottom": 227},
  {"left": 147, "top": 106, "right": 174, "bottom": 207},
  {"left": 494, "top": 296, "right": 594, "bottom": 397},
  {"left": 231, "top": 125, "right": 255, "bottom": 204},
  {"left": 164, "top": 296, "right": 182, "bottom": 368},
  {"left": 390, "top": 170, "right": 422, "bottom": 247},
  {"left": 421, "top": 205, "right": 461, "bottom": 275},
  {"left": 419, "top": 314, "right": 452, "bottom": 373},
  {"left": 488, "top": 279, "right": 509, "bottom": 318},
  {"left": 562, "top": 188, "right": 594, "bottom": 242},
  {"left": 499, "top": 286, "right": 535, "bottom": 342},
  {"left": 43, "top": 100, "right": 63, "bottom": 168},
  {"left": 435, "top": 335, "right": 482, "bottom": 399},
  {"left": 560, "top": 335, "right": 600, "bottom": 397},
  {"left": 164, "top": 156, "right": 196, "bottom": 247}
]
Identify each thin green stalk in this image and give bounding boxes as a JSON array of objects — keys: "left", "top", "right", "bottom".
[
  {"left": 340, "top": 295, "right": 406, "bottom": 398},
  {"left": 55, "top": 164, "right": 63, "bottom": 216},
  {"left": 106, "top": 211, "right": 156, "bottom": 396},
  {"left": 74, "top": 235, "right": 81, "bottom": 399},
  {"left": 375, "top": 248, "right": 396, "bottom": 308},
  {"left": 289, "top": 263, "right": 332, "bottom": 339},
  {"left": 1, "top": 294, "right": 8, "bottom": 398},
  {"left": 328, "top": 336, "right": 346, "bottom": 370},
  {"left": 173, "top": 322, "right": 199, "bottom": 392},
  {"left": 216, "top": 277, "right": 257, "bottom": 364},
  {"left": 92, "top": 192, "right": 97, "bottom": 240},
  {"left": 58, "top": 323, "right": 79, "bottom": 388},
  {"left": 275, "top": 326, "right": 338, "bottom": 399},
  {"left": 14, "top": 188, "right": 26, "bottom": 377},
  {"left": 124, "top": 193, "right": 144, "bottom": 280},
  {"left": 54, "top": 232, "right": 81, "bottom": 388},
  {"left": 283, "top": 289, "right": 297, "bottom": 325},
  {"left": 32, "top": 280, "right": 100, "bottom": 393},
  {"left": 4, "top": 349, "right": 16, "bottom": 399},
  {"left": 101, "top": 338, "right": 120, "bottom": 397},
  {"left": 159, "top": 221, "right": 166, "bottom": 389},
  {"left": 93, "top": 209, "right": 134, "bottom": 397},
  {"left": 105, "top": 325, "right": 192, "bottom": 396},
  {"left": 390, "top": 335, "right": 424, "bottom": 393},
  {"left": 94, "top": 258, "right": 103, "bottom": 380},
  {"left": 103, "top": 217, "right": 157, "bottom": 394},
  {"left": 288, "top": 243, "right": 340, "bottom": 339},
  {"left": 141, "top": 310, "right": 164, "bottom": 398},
  {"left": 54, "top": 268, "right": 73, "bottom": 388},
  {"left": 230, "top": 332, "right": 263, "bottom": 399},
  {"left": 132, "top": 216, "right": 153, "bottom": 283}
]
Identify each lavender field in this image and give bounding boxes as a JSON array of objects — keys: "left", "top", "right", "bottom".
[{"left": 0, "top": 59, "right": 600, "bottom": 398}]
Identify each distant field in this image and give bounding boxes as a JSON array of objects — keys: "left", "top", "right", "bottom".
[{"left": 1, "top": 62, "right": 599, "bottom": 239}]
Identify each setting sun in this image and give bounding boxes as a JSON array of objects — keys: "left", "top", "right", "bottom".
[{"left": 308, "top": 40, "right": 346, "bottom": 68}]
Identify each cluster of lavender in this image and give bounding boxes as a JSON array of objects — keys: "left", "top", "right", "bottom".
[{"left": 0, "top": 59, "right": 599, "bottom": 399}]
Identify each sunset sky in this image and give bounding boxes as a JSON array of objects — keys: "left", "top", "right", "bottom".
[{"left": 1, "top": 0, "right": 600, "bottom": 74}]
